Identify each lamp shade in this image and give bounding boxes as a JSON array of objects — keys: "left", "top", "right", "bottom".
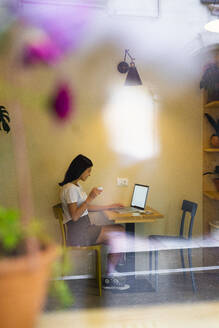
[
  {"left": 125, "top": 62, "right": 142, "bottom": 86},
  {"left": 205, "top": 19, "right": 219, "bottom": 33}
]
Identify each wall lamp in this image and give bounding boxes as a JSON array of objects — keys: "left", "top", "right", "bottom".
[{"left": 117, "top": 49, "right": 142, "bottom": 86}]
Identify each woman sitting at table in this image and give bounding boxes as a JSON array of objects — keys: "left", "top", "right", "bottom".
[{"left": 59, "top": 154, "right": 129, "bottom": 291}]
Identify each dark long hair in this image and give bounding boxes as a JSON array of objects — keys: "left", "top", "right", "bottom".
[{"left": 59, "top": 154, "right": 93, "bottom": 186}]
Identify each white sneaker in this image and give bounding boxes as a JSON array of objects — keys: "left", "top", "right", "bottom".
[{"left": 102, "top": 277, "right": 130, "bottom": 290}]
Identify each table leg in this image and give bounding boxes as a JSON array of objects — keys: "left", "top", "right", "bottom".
[
  {"left": 115, "top": 223, "right": 135, "bottom": 273},
  {"left": 117, "top": 223, "right": 155, "bottom": 292},
  {"left": 125, "top": 223, "right": 135, "bottom": 275}
]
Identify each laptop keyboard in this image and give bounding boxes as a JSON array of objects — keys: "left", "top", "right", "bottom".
[{"left": 115, "top": 207, "right": 143, "bottom": 213}]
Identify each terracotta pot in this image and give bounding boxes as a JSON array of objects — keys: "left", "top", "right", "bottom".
[
  {"left": 213, "top": 178, "right": 219, "bottom": 192},
  {"left": 0, "top": 244, "right": 57, "bottom": 328},
  {"left": 210, "top": 135, "right": 219, "bottom": 148}
]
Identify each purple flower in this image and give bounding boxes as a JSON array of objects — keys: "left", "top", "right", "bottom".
[
  {"left": 19, "top": 4, "right": 92, "bottom": 61},
  {"left": 23, "top": 39, "right": 61, "bottom": 66},
  {"left": 52, "top": 83, "right": 74, "bottom": 120}
]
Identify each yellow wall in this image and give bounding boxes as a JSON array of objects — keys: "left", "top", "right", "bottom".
[{"left": 0, "top": 24, "right": 203, "bottom": 273}]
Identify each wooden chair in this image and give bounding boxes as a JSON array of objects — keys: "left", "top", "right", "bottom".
[{"left": 53, "top": 203, "right": 102, "bottom": 296}]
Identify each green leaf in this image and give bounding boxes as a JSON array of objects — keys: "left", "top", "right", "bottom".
[
  {"left": 205, "top": 113, "right": 218, "bottom": 132},
  {"left": 48, "top": 252, "right": 74, "bottom": 308},
  {"left": 50, "top": 280, "right": 74, "bottom": 308},
  {"left": 0, "top": 207, "right": 22, "bottom": 253},
  {"left": 2, "top": 119, "right": 10, "bottom": 133},
  {"left": 1, "top": 110, "right": 9, "bottom": 115},
  {"left": 3, "top": 114, "right": 10, "bottom": 122},
  {"left": 217, "top": 119, "right": 219, "bottom": 132}
]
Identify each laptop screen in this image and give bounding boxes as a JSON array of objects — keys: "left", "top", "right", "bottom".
[{"left": 131, "top": 184, "right": 149, "bottom": 209}]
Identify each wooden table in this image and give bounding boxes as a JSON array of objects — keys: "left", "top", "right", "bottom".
[
  {"left": 104, "top": 207, "right": 164, "bottom": 290},
  {"left": 104, "top": 206, "right": 164, "bottom": 224}
]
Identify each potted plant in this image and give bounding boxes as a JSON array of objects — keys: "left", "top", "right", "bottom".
[
  {"left": 0, "top": 207, "right": 58, "bottom": 328},
  {"left": 204, "top": 113, "right": 219, "bottom": 147},
  {"left": 200, "top": 63, "right": 219, "bottom": 104},
  {"left": 0, "top": 104, "right": 73, "bottom": 328},
  {"left": 203, "top": 166, "right": 219, "bottom": 192}
]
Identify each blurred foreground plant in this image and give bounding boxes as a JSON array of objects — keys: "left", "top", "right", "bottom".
[{"left": 0, "top": 206, "right": 74, "bottom": 308}]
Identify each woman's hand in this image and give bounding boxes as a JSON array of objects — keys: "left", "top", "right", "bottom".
[
  {"left": 87, "top": 187, "right": 103, "bottom": 204},
  {"left": 107, "top": 203, "right": 124, "bottom": 210}
]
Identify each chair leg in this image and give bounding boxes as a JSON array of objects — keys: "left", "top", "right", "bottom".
[
  {"left": 188, "top": 248, "right": 197, "bottom": 293},
  {"left": 95, "top": 248, "right": 102, "bottom": 296},
  {"left": 155, "top": 250, "right": 158, "bottom": 291},
  {"left": 61, "top": 249, "right": 68, "bottom": 277},
  {"left": 180, "top": 248, "right": 186, "bottom": 278}
]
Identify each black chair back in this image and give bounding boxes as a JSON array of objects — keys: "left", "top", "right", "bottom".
[{"left": 179, "top": 200, "right": 198, "bottom": 239}]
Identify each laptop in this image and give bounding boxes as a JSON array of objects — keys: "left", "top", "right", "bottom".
[{"left": 115, "top": 184, "right": 149, "bottom": 213}]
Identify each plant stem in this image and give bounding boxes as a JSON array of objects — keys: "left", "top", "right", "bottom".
[{"left": 11, "top": 103, "right": 39, "bottom": 255}]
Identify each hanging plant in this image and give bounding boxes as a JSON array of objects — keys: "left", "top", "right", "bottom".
[
  {"left": 200, "top": 63, "right": 219, "bottom": 103},
  {"left": 0, "top": 105, "right": 10, "bottom": 133},
  {"left": 205, "top": 113, "right": 219, "bottom": 147}
]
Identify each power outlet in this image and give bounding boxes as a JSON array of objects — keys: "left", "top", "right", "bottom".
[{"left": 117, "top": 177, "right": 128, "bottom": 186}]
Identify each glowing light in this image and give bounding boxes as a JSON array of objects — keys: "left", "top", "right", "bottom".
[
  {"left": 103, "top": 86, "right": 158, "bottom": 160},
  {"left": 204, "top": 19, "right": 219, "bottom": 33}
]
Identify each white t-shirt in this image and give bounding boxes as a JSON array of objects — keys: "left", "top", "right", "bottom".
[{"left": 60, "top": 182, "right": 88, "bottom": 224}]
